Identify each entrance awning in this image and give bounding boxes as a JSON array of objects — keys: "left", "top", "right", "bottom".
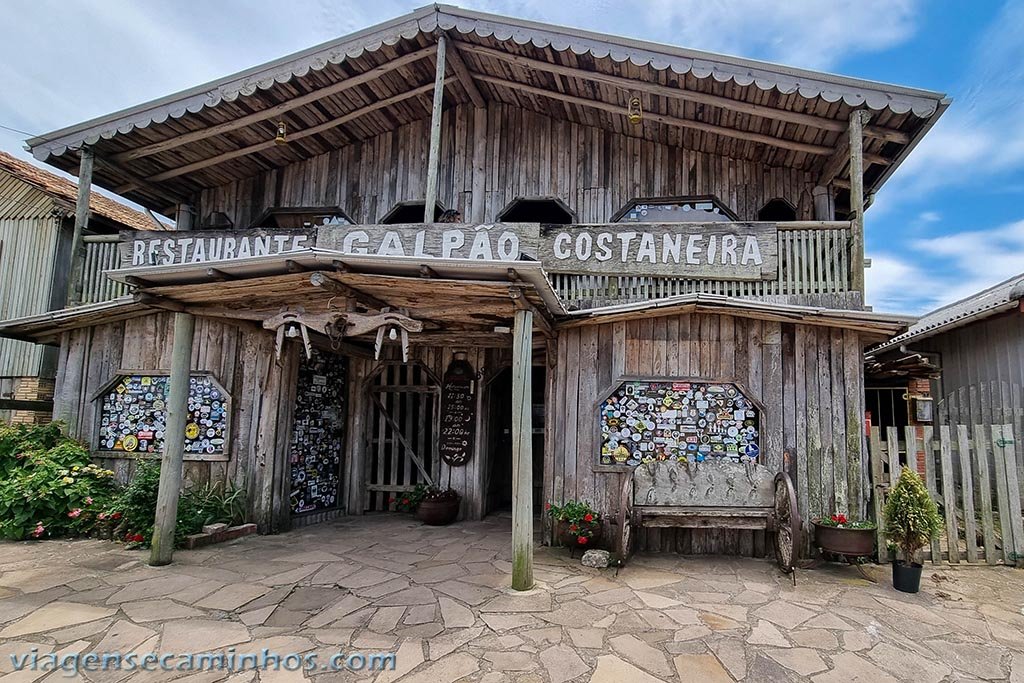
[{"left": 0, "top": 250, "right": 564, "bottom": 349}]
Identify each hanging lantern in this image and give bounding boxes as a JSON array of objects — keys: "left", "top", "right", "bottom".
[
  {"left": 627, "top": 96, "right": 643, "bottom": 125},
  {"left": 274, "top": 121, "right": 288, "bottom": 145}
]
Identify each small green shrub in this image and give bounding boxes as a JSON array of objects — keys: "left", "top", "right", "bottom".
[
  {"left": 0, "top": 422, "right": 116, "bottom": 540},
  {"left": 883, "top": 466, "right": 943, "bottom": 563},
  {"left": 106, "top": 459, "right": 246, "bottom": 547}
]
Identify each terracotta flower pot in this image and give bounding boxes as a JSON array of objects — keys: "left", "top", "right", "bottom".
[
  {"left": 416, "top": 496, "right": 460, "bottom": 526},
  {"left": 813, "top": 522, "right": 875, "bottom": 557}
]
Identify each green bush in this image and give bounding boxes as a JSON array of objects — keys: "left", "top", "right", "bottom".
[
  {"left": 883, "top": 466, "right": 943, "bottom": 563},
  {"left": 0, "top": 422, "right": 116, "bottom": 540},
  {"left": 107, "top": 459, "right": 246, "bottom": 547}
]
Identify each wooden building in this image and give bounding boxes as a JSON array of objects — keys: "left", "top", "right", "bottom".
[
  {"left": 0, "top": 6, "right": 947, "bottom": 578},
  {"left": 0, "top": 150, "right": 159, "bottom": 424},
  {"left": 868, "top": 272, "right": 1024, "bottom": 462}
]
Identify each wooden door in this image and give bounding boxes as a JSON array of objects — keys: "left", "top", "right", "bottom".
[{"left": 364, "top": 362, "right": 439, "bottom": 511}]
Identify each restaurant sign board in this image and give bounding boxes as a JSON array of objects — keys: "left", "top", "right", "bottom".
[{"left": 119, "top": 222, "right": 777, "bottom": 280}]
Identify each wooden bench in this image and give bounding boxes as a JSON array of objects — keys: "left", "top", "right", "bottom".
[{"left": 618, "top": 459, "right": 799, "bottom": 574}]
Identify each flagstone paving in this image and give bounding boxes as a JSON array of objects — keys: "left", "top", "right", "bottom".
[{"left": 1, "top": 513, "right": 1022, "bottom": 682}]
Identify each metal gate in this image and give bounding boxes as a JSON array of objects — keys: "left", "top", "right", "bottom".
[{"left": 364, "top": 361, "right": 439, "bottom": 511}]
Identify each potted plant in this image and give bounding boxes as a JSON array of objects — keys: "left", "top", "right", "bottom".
[
  {"left": 813, "top": 513, "right": 877, "bottom": 557},
  {"left": 391, "top": 481, "right": 462, "bottom": 526},
  {"left": 547, "top": 500, "right": 602, "bottom": 550},
  {"left": 883, "top": 466, "right": 943, "bottom": 593}
]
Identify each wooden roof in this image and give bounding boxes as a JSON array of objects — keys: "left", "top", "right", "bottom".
[
  {"left": 0, "top": 151, "right": 160, "bottom": 231},
  {"left": 27, "top": 5, "right": 947, "bottom": 214}
]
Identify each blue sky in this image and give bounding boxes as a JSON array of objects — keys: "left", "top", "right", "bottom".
[{"left": 2, "top": 0, "right": 1022, "bottom": 315}]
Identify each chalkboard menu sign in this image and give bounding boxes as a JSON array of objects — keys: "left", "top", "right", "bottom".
[
  {"left": 97, "top": 374, "right": 229, "bottom": 456},
  {"left": 289, "top": 350, "right": 347, "bottom": 515},
  {"left": 600, "top": 380, "right": 760, "bottom": 467},
  {"left": 439, "top": 357, "right": 476, "bottom": 467}
]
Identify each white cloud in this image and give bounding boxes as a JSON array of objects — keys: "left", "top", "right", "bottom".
[
  {"left": 867, "top": 219, "right": 1024, "bottom": 314},
  {"left": 879, "top": 2, "right": 1024, "bottom": 198}
]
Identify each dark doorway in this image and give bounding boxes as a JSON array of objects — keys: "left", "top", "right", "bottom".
[{"left": 485, "top": 366, "right": 546, "bottom": 516}]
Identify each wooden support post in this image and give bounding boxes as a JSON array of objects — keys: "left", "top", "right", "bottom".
[
  {"left": 67, "top": 147, "right": 94, "bottom": 307},
  {"left": 849, "top": 110, "right": 871, "bottom": 299},
  {"left": 812, "top": 185, "right": 833, "bottom": 221},
  {"left": 149, "top": 203, "right": 195, "bottom": 567},
  {"left": 424, "top": 34, "right": 447, "bottom": 224},
  {"left": 149, "top": 311, "right": 195, "bottom": 565},
  {"left": 511, "top": 307, "right": 534, "bottom": 590}
]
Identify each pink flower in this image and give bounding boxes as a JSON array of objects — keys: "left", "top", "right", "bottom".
[
  {"left": 31, "top": 523, "right": 45, "bottom": 538},
  {"left": 84, "top": 497, "right": 94, "bottom": 506},
  {"left": 68, "top": 508, "right": 82, "bottom": 519},
  {"left": 97, "top": 513, "right": 107, "bottom": 521}
]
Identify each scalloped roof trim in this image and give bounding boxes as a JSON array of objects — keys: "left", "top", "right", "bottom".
[{"left": 29, "top": 5, "right": 944, "bottom": 162}]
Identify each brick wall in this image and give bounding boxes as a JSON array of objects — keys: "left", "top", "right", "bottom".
[{"left": 8, "top": 377, "right": 55, "bottom": 425}]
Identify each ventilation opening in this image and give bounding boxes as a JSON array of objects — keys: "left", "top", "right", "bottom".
[
  {"left": 380, "top": 200, "right": 446, "bottom": 224},
  {"left": 497, "top": 197, "right": 576, "bottom": 224},
  {"left": 757, "top": 199, "right": 797, "bottom": 222},
  {"left": 252, "top": 206, "right": 353, "bottom": 228}
]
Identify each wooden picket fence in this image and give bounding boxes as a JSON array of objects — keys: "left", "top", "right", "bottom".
[{"left": 868, "top": 424, "right": 1024, "bottom": 566}]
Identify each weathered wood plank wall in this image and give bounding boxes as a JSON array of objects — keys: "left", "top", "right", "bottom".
[
  {"left": 198, "top": 103, "right": 817, "bottom": 230},
  {"left": 52, "top": 311, "right": 298, "bottom": 532},
  {"left": 548, "top": 312, "right": 866, "bottom": 555}
]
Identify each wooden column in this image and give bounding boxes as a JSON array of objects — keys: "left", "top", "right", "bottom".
[
  {"left": 812, "top": 185, "right": 833, "bottom": 221},
  {"left": 511, "top": 307, "right": 535, "bottom": 590},
  {"left": 67, "top": 147, "right": 94, "bottom": 306},
  {"left": 424, "top": 35, "right": 447, "bottom": 223},
  {"left": 149, "top": 204, "right": 195, "bottom": 566},
  {"left": 849, "top": 110, "right": 871, "bottom": 298},
  {"left": 470, "top": 106, "right": 488, "bottom": 223}
]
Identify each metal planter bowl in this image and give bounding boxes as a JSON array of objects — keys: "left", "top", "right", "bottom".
[{"left": 813, "top": 521, "right": 875, "bottom": 557}]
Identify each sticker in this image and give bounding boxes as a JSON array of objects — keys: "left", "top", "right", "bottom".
[
  {"left": 185, "top": 423, "right": 201, "bottom": 439},
  {"left": 122, "top": 435, "right": 139, "bottom": 452}
]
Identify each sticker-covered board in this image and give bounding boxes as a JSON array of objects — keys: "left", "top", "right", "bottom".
[
  {"left": 98, "top": 374, "right": 228, "bottom": 455},
  {"left": 599, "top": 380, "right": 760, "bottom": 467},
  {"left": 288, "top": 350, "right": 347, "bottom": 515}
]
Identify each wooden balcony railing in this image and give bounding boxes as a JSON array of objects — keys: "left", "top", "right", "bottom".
[{"left": 80, "top": 221, "right": 862, "bottom": 310}]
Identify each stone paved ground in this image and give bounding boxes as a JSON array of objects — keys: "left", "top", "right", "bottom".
[{"left": 1, "top": 514, "right": 1023, "bottom": 682}]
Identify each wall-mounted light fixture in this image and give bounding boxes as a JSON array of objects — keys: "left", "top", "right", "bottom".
[
  {"left": 274, "top": 121, "right": 288, "bottom": 145},
  {"left": 627, "top": 96, "right": 643, "bottom": 125}
]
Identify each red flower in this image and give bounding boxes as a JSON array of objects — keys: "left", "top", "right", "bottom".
[
  {"left": 583, "top": 513, "right": 594, "bottom": 523},
  {"left": 131, "top": 534, "right": 144, "bottom": 543},
  {"left": 389, "top": 497, "right": 396, "bottom": 504},
  {"left": 568, "top": 524, "right": 578, "bottom": 533},
  {"left": 832, "top": 513, "right": 848, "bottom": 525},
  {"left": 545, "top": 503, "right": 551, "bottom": 510},
  {"left": 402, "top": 498, "right": 409, "bottom": 505},
  {"left": 111, "top": 512, "right": 122, "bottom": 520},
  {"left": 577, "top": 536, "right": 588, "bottom": 544}
]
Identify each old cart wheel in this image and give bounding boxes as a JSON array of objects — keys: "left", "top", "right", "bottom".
[{"left": 773, "top": 472, "right": 799, "bottom": 574}]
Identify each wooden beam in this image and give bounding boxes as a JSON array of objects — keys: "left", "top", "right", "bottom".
[
  {"left": 470, "top": 106, "right": 487, "bottom": 223},
  {"left": 309, "top": 271, "right": 388, "bottom": 310},
  {"left": 144, "top": 79, "right": 451, "bottom": 184},
  {"left": 424, "top": 35, "right": 447, "bottom": 223},
  {"left": 134, "top": 291, "right": 187, "bottom": 313},
  {"left": 205, "top": 267, "right": 234, "bottom": 281},
  {"left": 112, "top": 45, "right": 438, "bottom": 163},
  {"left": 510, "top": 287, "right": 553, "bottom": 338},
  {"left": 445, "top": 40, "right": 485, "bottom": 108},
  {"left": 849, "top": 110, "right": 871, "bottom": 297},
  {"left": 456, "top": 41, "right": 911, "bottom": 145},
  {"left": 97, "top": 155, "right": 185, "bottom": 201},
  {"left": 419, "top": 264, "right": 438, "bottom": 278},
  {"left": 285, "top": 259, "right": 308, "bottom": 273},
  {"left": 511, "top": 307, "right": 534, "bottom": 591},
  {"left": 67, "top": 147, "right": 93, "bottom": 307},
  {"left": 471, "top": 72, "right": 835, "bottom": 157}
]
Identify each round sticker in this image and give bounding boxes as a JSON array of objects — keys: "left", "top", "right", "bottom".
[
  {"left": 185, "top": 422, "right": 201, "bottom": 439},
  {"left": 121, "top": 435, "right": 139, "bottom": 452}
]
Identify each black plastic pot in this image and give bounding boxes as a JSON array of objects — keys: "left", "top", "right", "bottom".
[{"left": 892, "top": 560, "right": 923, "bottom": 593}]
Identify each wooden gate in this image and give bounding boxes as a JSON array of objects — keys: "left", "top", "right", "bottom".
[
  {"left": 364, "top": 361, "right": 440, "bottom": 511},
  {"left": 868, "top": 424, "right": 1023, "bottom": 566}
]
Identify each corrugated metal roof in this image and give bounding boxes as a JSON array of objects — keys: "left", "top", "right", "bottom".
[
  {"left": 0, "top": 151, "right": 161, "bottom": 231},
  {"left": 872, "top": 271, "right": 1024, "bottom": 354}
]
